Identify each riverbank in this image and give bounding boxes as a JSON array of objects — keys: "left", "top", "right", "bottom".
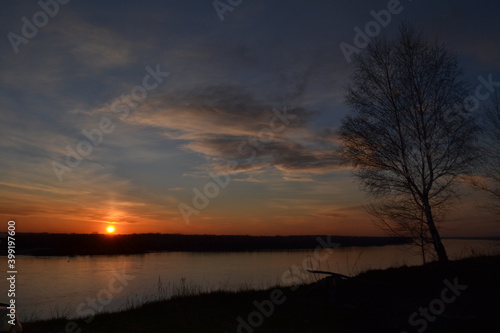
[
  {"left": 23, "top": 255, "right": 500, "bottom": 333},
  {"left": 7, "top": 233, "right": 411, "bottom": 256}
]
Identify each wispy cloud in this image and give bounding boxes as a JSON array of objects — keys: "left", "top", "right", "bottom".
[
  {"left": 56, "top": 16, "right": 135, "bottom": 70},
  {"left": 125, "top": 84, "right": 342, "bottom": 180}
]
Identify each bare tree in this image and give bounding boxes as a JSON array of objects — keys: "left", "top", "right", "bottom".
[{"left": 338, "top": 24, "right": 481, "bottom": 264}]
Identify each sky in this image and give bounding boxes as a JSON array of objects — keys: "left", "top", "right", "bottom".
[{"left": 1, "top": 0, "right": 499, "bottom": 236}]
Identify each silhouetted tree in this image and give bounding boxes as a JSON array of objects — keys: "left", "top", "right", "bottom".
[{"left": 338, "top": 24, "right": 481, "bottom": 264}]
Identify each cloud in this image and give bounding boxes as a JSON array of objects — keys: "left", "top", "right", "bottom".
[
  {"left": 312, "top": 205, "right": 365, "bottom": 219},
  {"left": 124, "top": 84, "right": 342, "bottom": 179},
  {"left": 313, "top": 210, "right": 348, "bottom": 219},
  {"left": 54, "top": 16, "right": 135, "bottom": 71}
]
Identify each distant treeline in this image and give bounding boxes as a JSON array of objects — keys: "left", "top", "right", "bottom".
[{"left": 1, "top": 233, "right": 412, "bottom": 256}]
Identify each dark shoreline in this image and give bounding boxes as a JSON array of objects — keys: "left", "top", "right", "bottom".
[{"left": 2, "top": 233, "right": 413, "bottom": 256}]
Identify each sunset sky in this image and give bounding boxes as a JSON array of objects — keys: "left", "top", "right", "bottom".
[{"left": 1, "top": 0, "right": 499, "bottom": 236}]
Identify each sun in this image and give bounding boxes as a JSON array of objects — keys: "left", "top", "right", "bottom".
[{"left": 106, "top": 226, "right": 116, "bottom": 234}]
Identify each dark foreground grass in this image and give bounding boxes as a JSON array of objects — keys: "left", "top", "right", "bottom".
[{"left": 24, "top": 255, "right": 500, "bottom": 333}]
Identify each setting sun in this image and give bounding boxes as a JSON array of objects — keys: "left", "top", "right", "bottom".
[{"left": 106, "top": 226, "right": 116, "bottom": 234}]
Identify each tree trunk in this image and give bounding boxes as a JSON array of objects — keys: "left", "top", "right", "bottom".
[
  {"left": 421, "top": 244, "right": 426, "bottom": 265},
  {"left": 423, "top": 201, "right": 448, "bottom": 264}
]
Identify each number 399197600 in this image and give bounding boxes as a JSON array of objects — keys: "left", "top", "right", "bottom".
[{"left": 7, "top": 220, "right": 16, "bottom": 266}]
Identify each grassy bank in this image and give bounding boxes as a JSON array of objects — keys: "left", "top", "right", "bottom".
[{"left": 23, "top": 255, "right": 500, "bottom": 333}]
